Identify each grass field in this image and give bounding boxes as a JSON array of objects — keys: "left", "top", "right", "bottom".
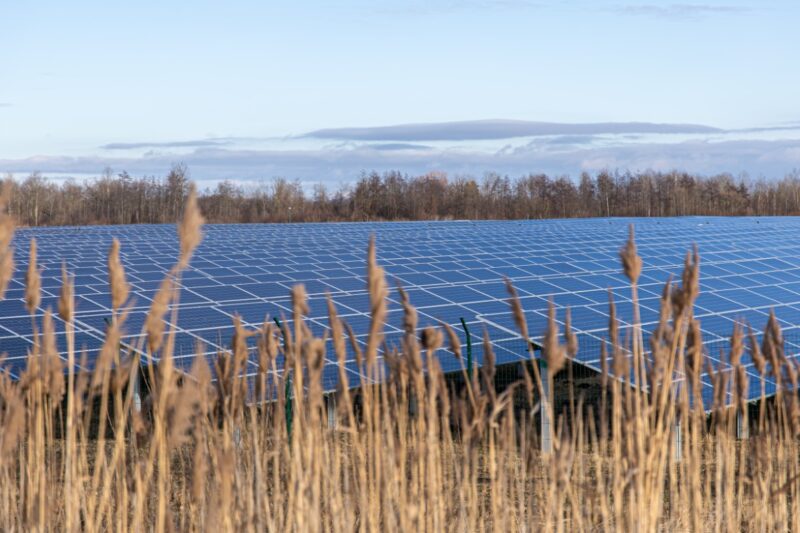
[{"left": 1, "top": 189, "right": 799, "bottom": 532}]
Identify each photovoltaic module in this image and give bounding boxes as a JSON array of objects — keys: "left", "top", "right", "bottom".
[{"left": 3, "top": 217, "right": 800, "bottom": 405}]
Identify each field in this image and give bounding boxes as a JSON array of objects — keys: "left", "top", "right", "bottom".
[{"left": 1, "top": 190, "right": 800, "bottom": 531}]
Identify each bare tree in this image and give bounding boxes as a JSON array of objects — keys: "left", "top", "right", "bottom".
[{"left": 5, "top": 166, "right": 800, "bottom": 226}]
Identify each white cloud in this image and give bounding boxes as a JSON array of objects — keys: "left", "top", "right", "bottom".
[
  {"left": 2, "top": 137, "right": 799, "bottom": 183},
  {"left": 303, "top": 119, "right": 721, "bottom": 142}
]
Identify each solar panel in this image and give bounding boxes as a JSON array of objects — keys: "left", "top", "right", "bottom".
[{"left": 5, "top": 217, "right": 800, "bottom": 404}]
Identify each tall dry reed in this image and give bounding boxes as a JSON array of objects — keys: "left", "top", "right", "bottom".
[{"left": 0, "top": 202, "right": 799, "bottom": 532}]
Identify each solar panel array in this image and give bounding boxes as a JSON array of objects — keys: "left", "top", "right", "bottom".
[{"left": 3, "top": 217, "right": 800, "bottom": 404}]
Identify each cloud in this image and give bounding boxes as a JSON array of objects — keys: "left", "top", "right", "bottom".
[
  {"left": 541, "top": 135, "right": 599, "bottom": 146},
  {"left": 368, "top": 143, "right": 434, "bottom": 151},
  {"left": 6, "top": 118, "right": 798, "bottom": 184},
  {"left": 730, "top": 124, "right": 800, "bottom": 134},
  {"left": 0, "top": 103, "right": 12, "bottom": 108},
  {"left": 610, "top": 3, "right": 750, "bottom": 18},
  {"left": 101, "top": 139, "right": 232, "bottom": 150},
  {"left": 3, "top": 137, "right": 799, "bottom": 184},
  {"left": 303, "top": 119, "right": 722, "bottom": 142}
]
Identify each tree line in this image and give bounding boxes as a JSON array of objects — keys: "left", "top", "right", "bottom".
[{"left": 4, "top": 165, "right": 800, "bottom": 226}]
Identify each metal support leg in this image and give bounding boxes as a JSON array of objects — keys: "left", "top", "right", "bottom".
[
  {"left": 327, "top": 395, "right": 337, "bottom": 429},
  {"left": 540, "top": 360, "right": 552, "bottom": 454},
  {"left": 132, "top": 368, "right": 142, "bottom": 413},
  {"left": 737, "top": 409, "right": 749, "bottom": 440}
]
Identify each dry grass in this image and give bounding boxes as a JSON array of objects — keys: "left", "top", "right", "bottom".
[{"left": 1, "top": 196, "right": 800, "bottom": 532}]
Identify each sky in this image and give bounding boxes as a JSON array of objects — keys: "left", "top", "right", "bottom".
[{"left": 2, "top": 0, "right": 799, "bottom": 187}]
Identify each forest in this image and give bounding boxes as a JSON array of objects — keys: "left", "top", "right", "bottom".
[{"left": 4, "top": 164, "right": 800, "bottom": 226}]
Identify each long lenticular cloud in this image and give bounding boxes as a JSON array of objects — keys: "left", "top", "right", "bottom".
[{"left": 302, "top": 119, "right": 723, "bottom": 141}]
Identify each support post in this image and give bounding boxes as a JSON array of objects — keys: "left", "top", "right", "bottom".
[
  {"left": 673, "top": 417, "right": 682, "bottom": 462},
  {"left": 285, "top": 372, "right": 293, "bottom": 440},
  {"left": 274, "top": 316, "right": 287, "bottom": 350},
  {"left": 274, "top": 317, "right": 293, "bottom": 440},
  {"left": 459, "top": 317, "right": 473, "bottom": 383},
  {"left": 540, "top": 359, "right": 552, "bottom": 454},
  {"left": 737, "top": 409, "right": 749, "bottom": 440},
  {"left": 326, "top": 394, "right": 337, "bottom": 429},
  {"left": 132, "top": 366, "right": 142, "bottom": 413}
]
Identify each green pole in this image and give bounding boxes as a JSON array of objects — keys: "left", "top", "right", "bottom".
[
  {"left": 284, "top": 372, "right": 293, "bottom": 440},
  {"left": 274, "top": 317, "right": 293, "bottom": 440},
  {"left": 459, "top": 317, "right": 473, "bottom": 382},
  {"left": 273, "top": 317, "right": 286, "bottom": 346}
]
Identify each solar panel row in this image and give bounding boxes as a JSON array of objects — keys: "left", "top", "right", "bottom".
[{"left": 2, "top": 217, "right": 800, "bottom": 403}]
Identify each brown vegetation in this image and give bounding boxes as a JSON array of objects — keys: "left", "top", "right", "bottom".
[
  {"left": 6, "top": 165, "right": 800, "bottom": 226},
  {"left": 1, "top": 194, "right": 800, "bottom": 530}
]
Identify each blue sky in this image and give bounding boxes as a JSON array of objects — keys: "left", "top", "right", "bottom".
[{"left": 2, "top": 0, "right": 799, "bottom": 186}]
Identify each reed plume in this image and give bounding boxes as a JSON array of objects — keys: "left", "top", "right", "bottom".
[
  {"left": 178, "top": 184, "right": 204, "bottom": 269},
  {"left": 25, "top": 238, "right": 40, "bottom": 314},
  {"left": 108, "top": 238, "right": 130, "bottom": 312}
]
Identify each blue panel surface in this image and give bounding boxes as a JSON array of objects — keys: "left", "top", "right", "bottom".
[{"left": 5, "top": 217, "right": 800, "bottom": 402}]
